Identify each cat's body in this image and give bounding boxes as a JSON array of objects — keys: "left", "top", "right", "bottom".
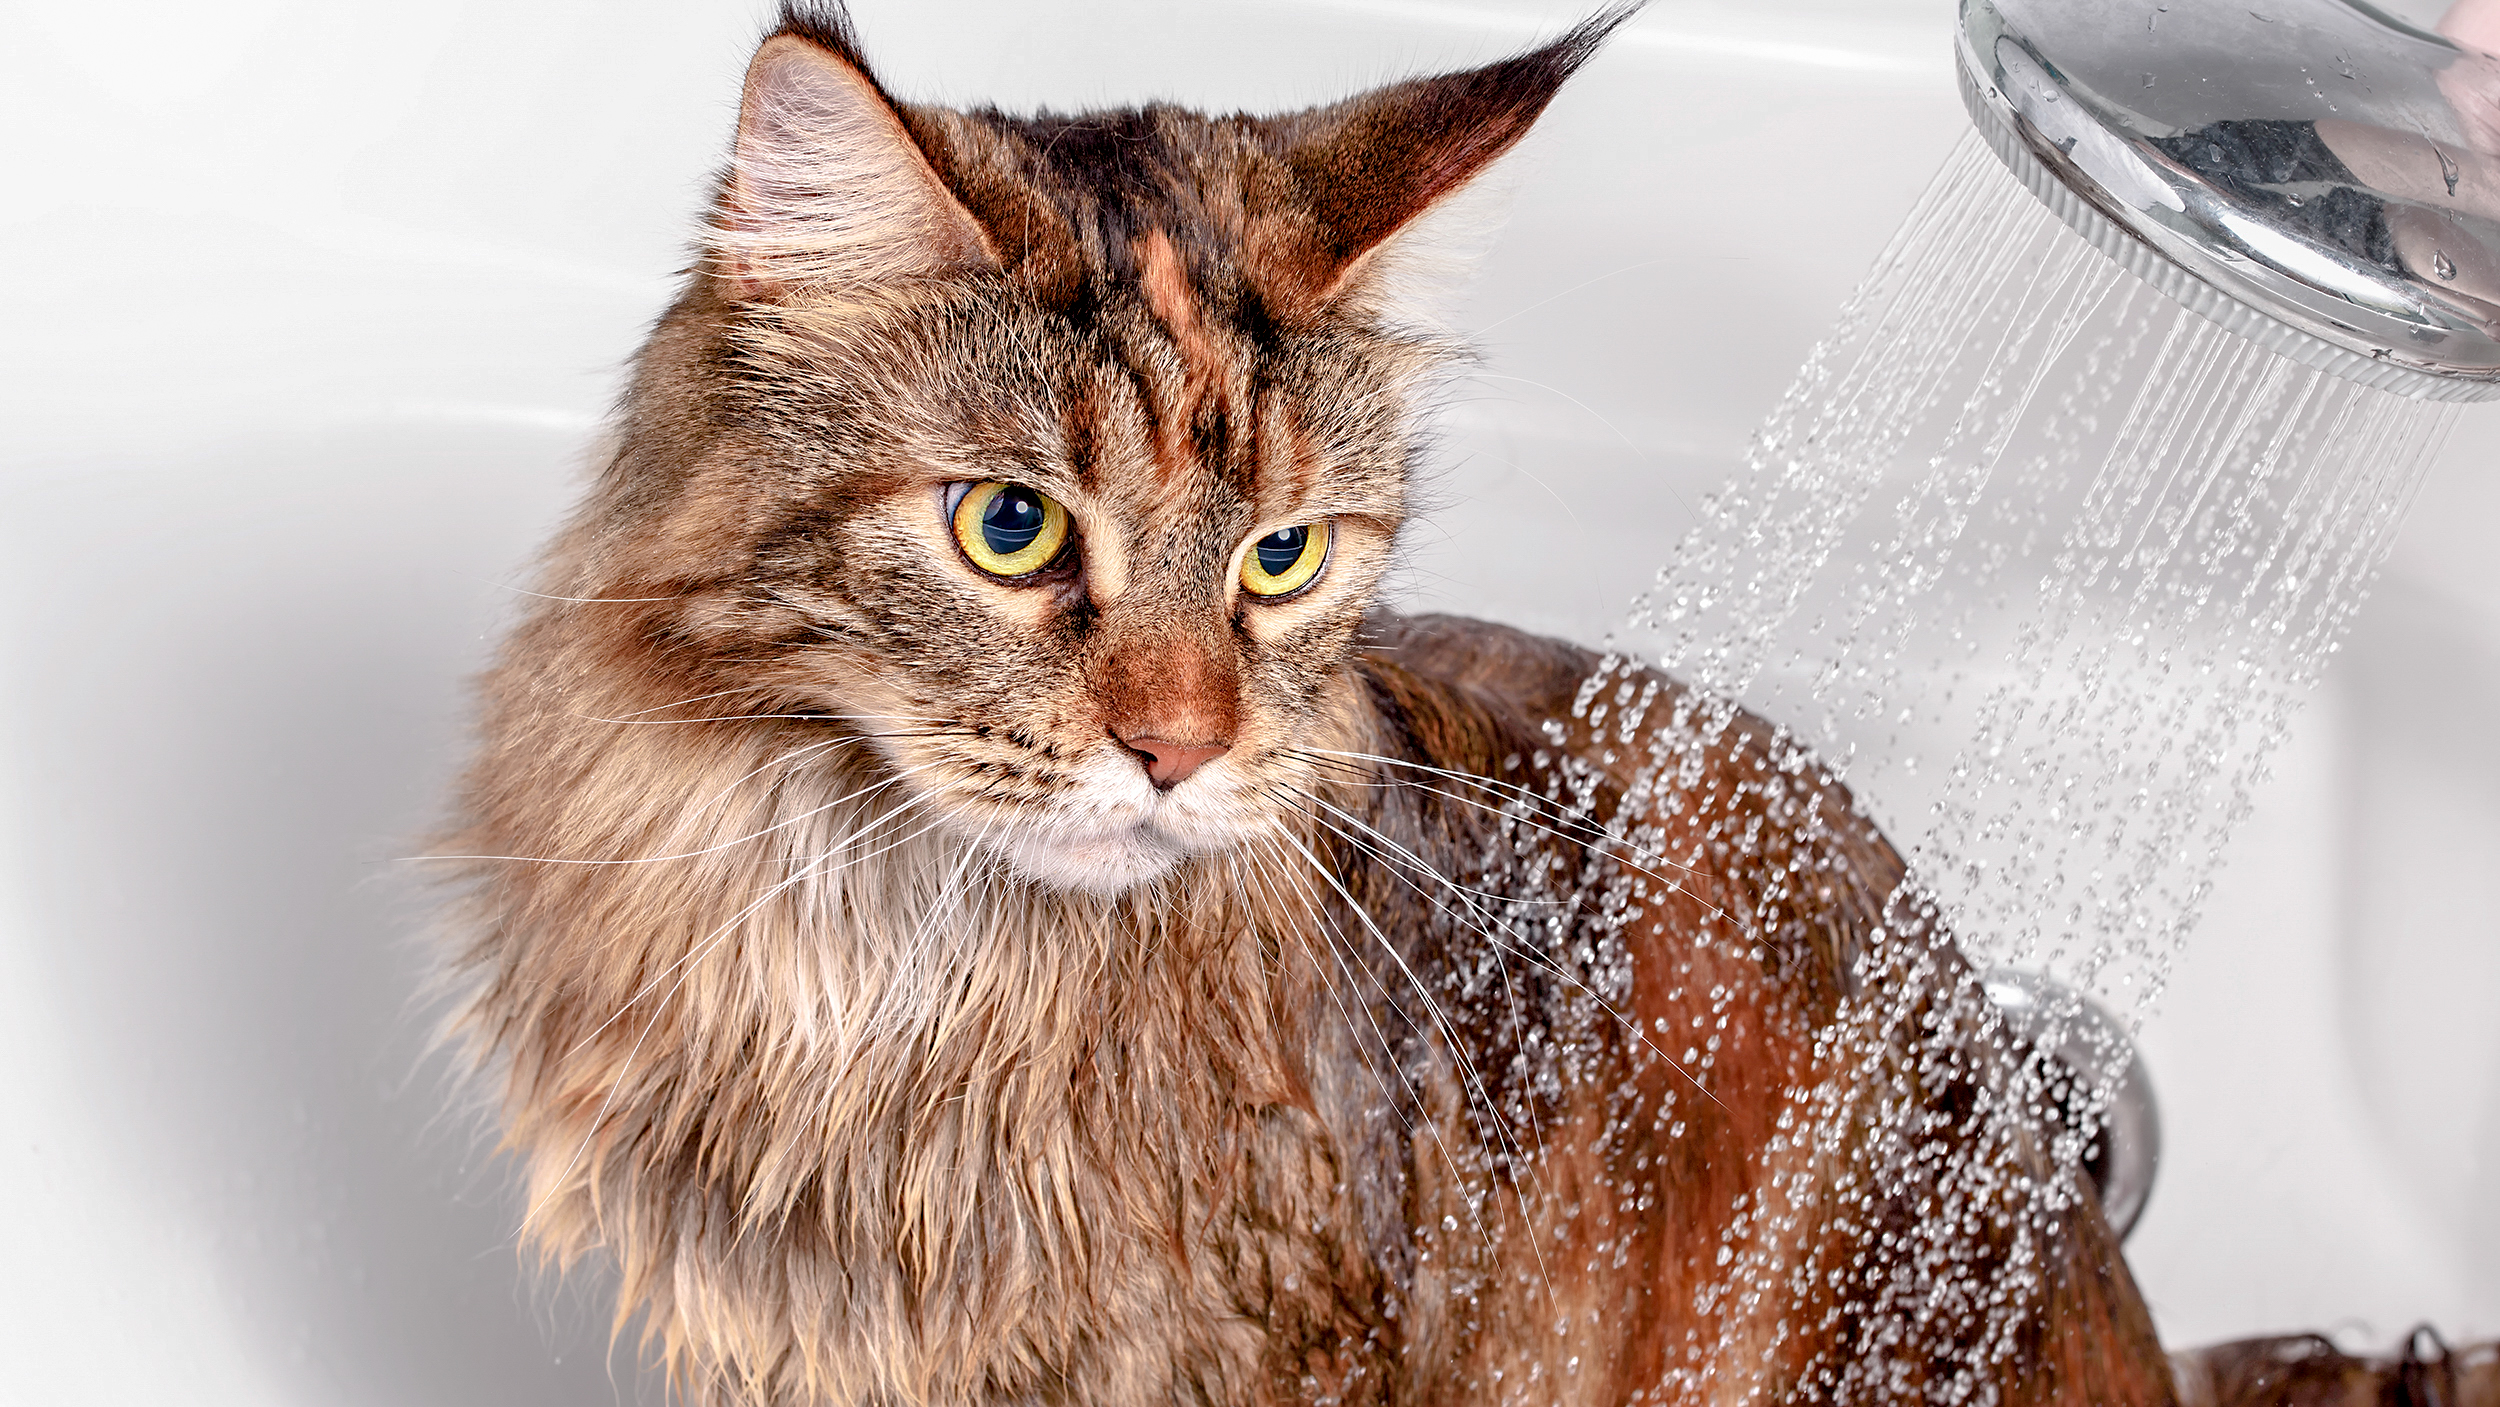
[
  {"left": 457, "top": 585, "right": 2169, "bottom": 1403},
  {"left": 441, "top": 6, "right": 2485, "bottom": 1404}
]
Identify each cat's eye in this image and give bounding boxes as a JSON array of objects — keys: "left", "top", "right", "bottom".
[
  {"left": 1240, "top": 522, "right": 1331, "bottom": 598},
  {"left": 951, "top": 481, "right": 1071, "bottom": 579}
]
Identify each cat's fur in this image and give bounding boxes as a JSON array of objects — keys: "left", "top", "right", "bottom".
[{"left": 440, "top": 6, "right": 2484, "bottom": 1404}]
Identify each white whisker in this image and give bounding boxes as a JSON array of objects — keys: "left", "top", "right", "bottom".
[
  {"left": 1298, "top": 746, "right": 1720, "bottom": 882},
  {"left": 555, "top": 780, "right": 947, "bottom": 1063},
  {"left": 1287, "top": 786, "right": 1725, "bottom": 1111},
  {"left": 688, "top": 737, "right": 853, "bottom": 820},
  {"left": 523, "top": 836, "right": 857, "bottom": 1233},
  {"left": 490, "top": 582, "right": 690, "bottom": 605},
  {"left": 1274, "top": 801, "right": 1564, "bottom": 1193},
  {"left": 408, "top": 762, "right": 947, "bottom": 867},
  {"left": 1265, "top": 820, "right": 1563, "bottom": 1314},
  {"left": 1243, "top": 831, "right": 1427, "bottom": 1139},
  {"left": 574, "top": 712, "right": 963, "bottom": 728}
]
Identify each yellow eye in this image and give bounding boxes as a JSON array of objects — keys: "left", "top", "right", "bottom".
[
  {"left": 952, "top": 481, "right": 1071, "bottom": 579},
  {"left": 1240, "top": 522, "right": 1330, "bottom": 598}
]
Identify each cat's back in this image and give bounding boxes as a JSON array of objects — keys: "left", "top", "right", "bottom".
[
  {"left": 1347, "top": 612, "right": 2180, "bottom": 1404},
  {"left": 1360, "top": 612, "right": 1597, "bottom": 724},
  {"left": 1355, "top": 609, "right": 1884, "bottom": 1013}
]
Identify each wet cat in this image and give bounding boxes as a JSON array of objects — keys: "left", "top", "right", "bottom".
[{"left": 439, "top": 5, "right": 2486, "bottom": 1404}]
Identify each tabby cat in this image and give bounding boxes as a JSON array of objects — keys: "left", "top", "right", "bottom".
[{"left": 441, "top": 5, "right": 2493, "bottom": 1403}]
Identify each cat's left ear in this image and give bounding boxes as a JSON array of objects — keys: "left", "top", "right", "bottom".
[
  {"left": 715, "top": 5, "right": 998, "bottom": 299},
  {"left": 1260, "top": 3, "right": 1643, "bottom": 321}
]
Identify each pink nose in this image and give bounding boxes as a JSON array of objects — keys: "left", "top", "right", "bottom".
[{"left": 1122, "top": 735, "right": 1230, "bottom": 789}]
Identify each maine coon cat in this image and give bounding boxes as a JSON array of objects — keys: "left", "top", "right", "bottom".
[{"left": 440, "top": 5, "right": 2494, "bottom": 1404}]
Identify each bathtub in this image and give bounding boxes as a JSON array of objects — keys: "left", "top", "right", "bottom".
[{"left": 1, "top": 0, "right": 2491, "bottom": 1399}]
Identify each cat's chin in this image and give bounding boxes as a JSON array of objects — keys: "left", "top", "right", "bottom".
[{"left": 989, "top": 823, "right": 1195, "bottom": 896}]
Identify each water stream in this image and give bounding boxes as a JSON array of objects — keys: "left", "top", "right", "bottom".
[{"left": 1583, "top": 132, "right": 2462, "bottom": 1396}]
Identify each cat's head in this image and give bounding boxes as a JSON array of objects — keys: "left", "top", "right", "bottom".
[{"left": 567, "top": 2, "right": 1631, "bottom": 895}]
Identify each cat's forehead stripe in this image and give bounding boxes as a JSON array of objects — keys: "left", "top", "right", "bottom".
[{"left": 1135, "top": 228, "right": 1222, "bottom": 391}]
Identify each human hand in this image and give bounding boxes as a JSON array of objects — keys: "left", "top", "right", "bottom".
[
  {"left": 2443, "top": 0, "right": 2500, "bottom": 56},
  {"left": 2440, "top": 0, "right": 2500, "bottom": 153}
]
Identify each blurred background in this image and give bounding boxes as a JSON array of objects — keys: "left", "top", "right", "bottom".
[{"left": 2, "top": 0, "right": 2493, "bottom": 1401}]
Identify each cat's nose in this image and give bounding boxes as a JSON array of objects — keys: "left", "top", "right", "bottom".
[{"left": 1120, "top": 735, "right": 1230, "bottom": 789}]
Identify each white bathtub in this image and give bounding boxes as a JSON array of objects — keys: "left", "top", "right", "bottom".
[{"left": 2, "top": 1, "right": 2492, "bottom": 1399}]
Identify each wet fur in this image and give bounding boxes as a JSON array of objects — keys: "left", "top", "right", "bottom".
[{"left": 437, "top": 5, "right": 2469, "bottom": 1404}]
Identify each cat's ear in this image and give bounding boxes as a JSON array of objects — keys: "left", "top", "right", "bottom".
[
  {"left": 716, "top": 7, "right": 997, "bottom": 299},
  {"left": 1260, "top": 3, "right": 1642, "bottom": 320}
]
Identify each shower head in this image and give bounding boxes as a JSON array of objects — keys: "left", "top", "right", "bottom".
[{"left": 1957, "top": 0, "right": 2500, "bottom": 402}]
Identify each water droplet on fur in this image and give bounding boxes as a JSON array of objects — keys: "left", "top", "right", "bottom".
[
  {"left": 2434, "top": 250, "right": 2458, "bottom": 281},
  {"left": 2438, "top": 146, "right": 2462, "bottom": 196}
]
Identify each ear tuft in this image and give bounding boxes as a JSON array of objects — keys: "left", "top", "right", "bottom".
[
  {"left": 1260, "top": 2, "right": 1645, "bottom": 317},
  {"left": 717, "top": 6, "right": 997, "bottom": 300},
  {"left": 771, "top": 0, "right": 872, "bottom": 66}
]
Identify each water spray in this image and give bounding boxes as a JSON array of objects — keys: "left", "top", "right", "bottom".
[
  {"left": 1934, "top": 0, "right": 2498, "bottom": 1242},
  {"left": 1614, "top": 5, "right": 2495, "bottom": 1295}
]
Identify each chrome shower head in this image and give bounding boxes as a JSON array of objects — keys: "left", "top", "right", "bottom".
[{"left": 1958, "top": 0, "right": 2500, "bottom": 402}]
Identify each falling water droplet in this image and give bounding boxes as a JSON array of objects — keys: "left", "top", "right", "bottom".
[
  {"left": 2142, "top": 72, "right": 2156, "bottom": 89},
  {"left": 2437, "top": 146, "right": 2462, "bottom": 196},
  {"left": 2433, "top": 250, "right": 2458, "bottom": 281}
]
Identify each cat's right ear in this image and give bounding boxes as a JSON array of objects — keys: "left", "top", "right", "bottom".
[{"left": 716, "top": 12, "right": 997, "bottom": 300}]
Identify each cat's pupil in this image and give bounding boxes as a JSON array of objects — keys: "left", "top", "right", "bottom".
[
  {"left": 1256, "top": 527, "right": 1307, "bottom": 576},
  {"left": 981, "top": 487, "right": 1049, "bottom": 558}
]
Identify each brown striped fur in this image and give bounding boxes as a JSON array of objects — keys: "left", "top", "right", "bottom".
[{"left": 438, "top": 5, "right": 2449, "bottom": 1404}]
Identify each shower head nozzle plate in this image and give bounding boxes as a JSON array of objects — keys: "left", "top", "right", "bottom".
[{"left": 1958, "top": 0, "right": 2500, "bottom": 402}]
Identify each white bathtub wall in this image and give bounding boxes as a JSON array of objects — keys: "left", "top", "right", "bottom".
[{"left": 0, "top": 2, "right": 2491, "bottom": 1402}]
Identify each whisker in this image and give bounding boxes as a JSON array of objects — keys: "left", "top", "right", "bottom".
[
  {"left": 1292, "top": 746, "right": 1728, "bottom": 887},
  {"left": 536, "top": 788, "right": 974, "bottom": 1234},
  {"left": 490, "top": 583, "right": 690, "bottom": 605},
  {"left": 687, "top": 737, "right": 853, "bottom": 820},
  {"left": 556, "top": 781, "right": 945, "bottom": 1063},
  {"left": 858, "top": 814, "right": 995, "bottom": 1040},
  {"left": 574, "top": 713, "right": 966, "bottom": 729},
  {"left": 1292, "top": 786, "right": 1574, "bottom": 910},
  {"left": 777, "top": 781, "right": 973, "bottom": 880},
  {"left": 1241, "top": 833, "right": 1424, "bottom": 1139},
  {"left": 1285, "top": 787, "right": 1726, "bottom": 1113},
  {"left": 1264, "top": 820, "right": 1563, "bottom": 1314},
  {"left": 1273, "top": 795, "right": 1563, "bottom": 1199},
  {"left": 1285, "top": 746, "right": 1620, "bottom": 843},
  {"left": 604, "top": 685, "right": 779, "bottom": 720},
  {"left": 523, "top": 834, "right": 860, "bottom": 1234},
  {"left": 405, "top": 762, "right": 949, "bottom": 867},
  {"left": 1248, "top": 828, "right": 1506, "bottom": 1269}
]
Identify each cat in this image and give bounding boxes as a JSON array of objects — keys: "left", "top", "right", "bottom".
[{"left": 438, "top": 4, "right": 2491, "bottom": 1404}]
